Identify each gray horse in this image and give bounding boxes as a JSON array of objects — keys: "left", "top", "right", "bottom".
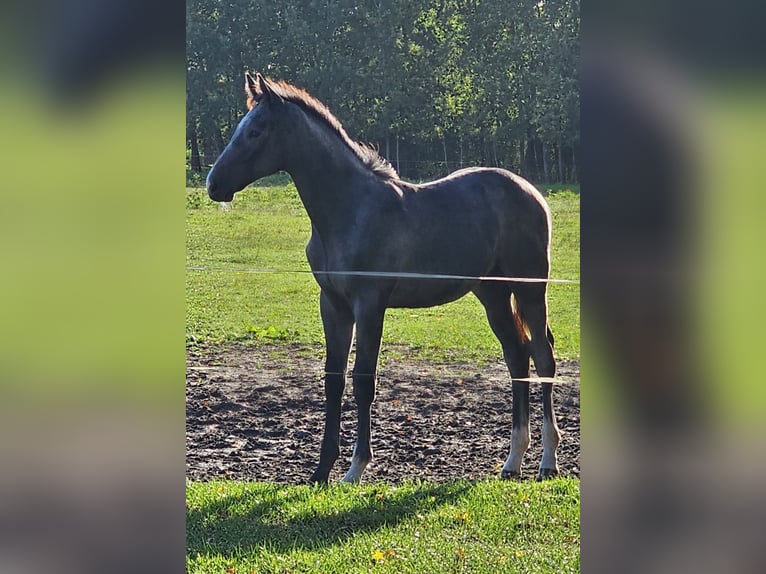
[{"left": 206, "top": 73, "right": 560, "bottom": 483}]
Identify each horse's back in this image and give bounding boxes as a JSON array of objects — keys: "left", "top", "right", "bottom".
[
  {"left": 409, "top": 167, "right": 551, "bottom": 249},
  {"left": 414, "top": 166, "right": 547, "bottom": 210}
]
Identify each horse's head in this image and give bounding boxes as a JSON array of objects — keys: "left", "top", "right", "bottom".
[{"left": 206, "top": 73, "right": 286, "bottom": 202}]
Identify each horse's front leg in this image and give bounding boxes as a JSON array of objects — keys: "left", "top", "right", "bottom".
[
  {"left": 342, "top": 302, "right": 385, "bottom": 483},
  {"left": 309, "top": 291, "right": 354, "bottom": 484}
]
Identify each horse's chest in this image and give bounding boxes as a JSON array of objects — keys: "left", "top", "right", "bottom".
[{"left": 305, "top": 234, "right": 353, "bottom": 293}]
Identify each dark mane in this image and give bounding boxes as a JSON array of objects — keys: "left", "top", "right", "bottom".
[{"left": 266, "top": 79, "right": 399, "bottom": 181}]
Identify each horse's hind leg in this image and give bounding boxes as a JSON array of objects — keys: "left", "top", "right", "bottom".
[
  {"left": 475, "top": 283, "right": 532, "bottom": 479},
  {"left": 309, "top": 291, "right": 354, "bottom": 484},
  {"left": 514, "top": 284, "right": 561, "bottom": 480}
]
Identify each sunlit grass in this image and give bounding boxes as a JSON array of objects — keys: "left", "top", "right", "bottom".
[{"left": 186, "top": 478, "right": 580, "bottom": 573}]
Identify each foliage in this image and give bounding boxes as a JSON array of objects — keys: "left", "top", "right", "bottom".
[
  {"left": 187, "top": 478, "right": 580, "bottom": 573},
  {"left": 186, "top": 167, "right": 207, "bottom": 189},
  {"left": 186, "top": 0, "right": 579, "bottom": 182},
  {"left": 185, "top": 183, "right": 580, "bottom": 362}
]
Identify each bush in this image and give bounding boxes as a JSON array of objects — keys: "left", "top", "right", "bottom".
[
  {"left": 186, "top": 167, "right": 209, "bottom": 188},
  {"left": 186, "top": 189, "right": 204, "bottom": 209}
]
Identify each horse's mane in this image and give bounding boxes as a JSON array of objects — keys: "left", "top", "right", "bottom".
[{"left": 260, "top": 79, "right": 399, "bottom": 181}]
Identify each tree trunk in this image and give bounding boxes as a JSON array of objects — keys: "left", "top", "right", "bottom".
[
  {"left": 188, "top": 117, "right": 202, "bottom": 172},
  {"left": 442, "top": 136, "right": 448, "bottom": 174},
  {"left": 571, "top": 144, "right": 578, "bottom": 183},
  {"left": 525, "top": 137, "right": 537, "bottom": 181},
  {"left": 201, "top": 133, "right": 217, "bottom": 169},
  {"left": 558, "top": 136, "right": 565, "bottom": 183},
  {"left": 542, "top": 141, "right": 550, "bottom": 182},
  {"left": 519, "top": 138, "right": 526, "bottom": 175},
  {"left": 395, "top": 132, "right": 400, "bottom": 175},
  {"left": 535, "top": 140, "right": 544, "bottom": 182}
]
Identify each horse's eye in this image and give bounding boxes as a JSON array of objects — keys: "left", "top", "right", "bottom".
[{"left": 248, "top": 128, "right": 263, "bottom": 139}]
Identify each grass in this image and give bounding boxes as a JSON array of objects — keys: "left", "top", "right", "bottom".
[
  {"left": 186, "top": 181, "right": 579, "bottom": 363},
  {"left": 186, "top": 478, "right": 580, "bottom": 573}
]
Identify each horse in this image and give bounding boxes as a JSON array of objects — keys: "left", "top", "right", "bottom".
[{"left": 206, "top": 73, "right": 561, "bottom": 483}]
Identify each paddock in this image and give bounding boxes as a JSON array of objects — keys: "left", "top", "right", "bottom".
[{"left": 186, "top": 343, "right": 579, "bottom": 483}]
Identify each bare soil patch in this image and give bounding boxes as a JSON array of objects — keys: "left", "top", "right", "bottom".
[{"left": 186, "top": 343, "right": 579, "bottom": 483}]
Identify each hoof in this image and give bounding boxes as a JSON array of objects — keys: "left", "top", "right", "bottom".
[
  {"left": 501, "top": 469, "right": 522, "bottom": 480},
  {"left": 341, "top": 456, "right": 370, "bottom": 484},
  {"left": 308, "top": 469, "right": 330, "bottom": 485},
  {"left": 341, "top": 473, "right": 362, "bottom": 484},
  {"left": 536, "top": 467, "right": 559, "bottom": 481}
]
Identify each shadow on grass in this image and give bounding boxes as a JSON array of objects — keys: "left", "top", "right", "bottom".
[{"left": 186, "top": 481, "right": 472, "bottom": 556}]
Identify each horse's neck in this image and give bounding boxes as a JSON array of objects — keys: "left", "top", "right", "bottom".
[{"left": 285, "top": 116, "right": 370, "bottom": 235}]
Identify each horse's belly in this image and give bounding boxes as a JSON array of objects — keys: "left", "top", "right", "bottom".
[{"left": 387, "top": 279, "right": 478, "bottom": 308}]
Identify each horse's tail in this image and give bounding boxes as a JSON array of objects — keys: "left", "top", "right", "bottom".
[
  {"left": 510, "top": 293, "right": 531, "bottom": 345},
  {"left": 510, "top": 293, "right": 556, "bottom": 349}
]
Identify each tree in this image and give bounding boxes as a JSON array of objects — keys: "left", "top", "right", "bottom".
[{"left": 186, "top": 0, "right": 580, "bottom": 183}]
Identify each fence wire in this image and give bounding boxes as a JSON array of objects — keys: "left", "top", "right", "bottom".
[
  {"left": 186, "top": 266, "right": 580, "bottom": 285},
  {"left": 187, "top": 265, "right": 580, "bottom": 385}
]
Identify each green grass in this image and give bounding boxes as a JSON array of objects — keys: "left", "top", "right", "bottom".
[
  {"left": 186, "top": 182, "right": 579, "bottom": 362},
  {"left": 187, "top": 478, "right": 580, "bottom": 573}
]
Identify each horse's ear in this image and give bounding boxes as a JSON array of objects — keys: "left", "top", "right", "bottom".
[
  {"left": 245, "top": 72, "right": 260, "bottom": 110},
  {"left": 256, "top": 73, "right": 284, "bottom": 106}
]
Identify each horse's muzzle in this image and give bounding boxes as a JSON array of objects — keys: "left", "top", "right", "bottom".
[
  {"left": 205, "top": 170, "right": 217, "bottom": 198},
  {"left": 205, "top": 170, "right": 233, "bottom": 202}
]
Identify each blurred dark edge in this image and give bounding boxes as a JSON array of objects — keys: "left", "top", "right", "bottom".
[
  {"left": 0, "top": 1, "right": 185, "bottom": 574},
  {"left": 582, "top": 1, "right": 766, "bottom": 573},
  {"left": 24, "top": 0, "right": 184, "bottom": 105},
  {"left": 3, "top": 0, "right": 766, "bottom": 572}
]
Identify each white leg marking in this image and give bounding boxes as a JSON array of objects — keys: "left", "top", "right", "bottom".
[
  {"left": 538, "top": 418, "right": 561, "bottom": 476},
  {"left": 341, "top": 455, "right": 369, "bottom": 483},
  {"left": 502, "top": 426, "right": 530, "bottom": 477}
]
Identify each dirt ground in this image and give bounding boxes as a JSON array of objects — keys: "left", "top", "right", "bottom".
[{"left": 186, "top": 343, "right": 580, "bottom": 484}]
